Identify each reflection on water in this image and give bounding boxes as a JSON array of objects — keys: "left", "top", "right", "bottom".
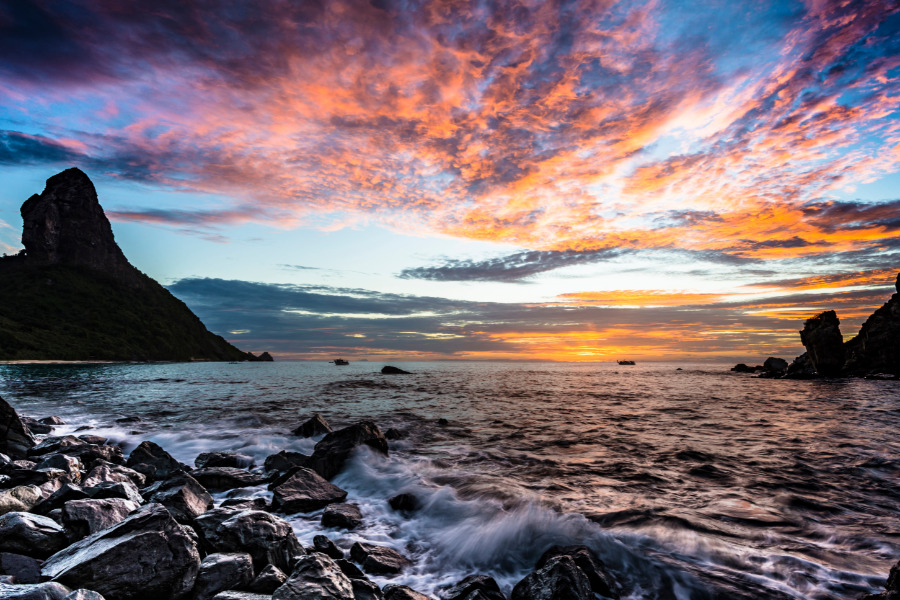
[{"left": 1, "top": 361, "right": 898, "bottom": 599}]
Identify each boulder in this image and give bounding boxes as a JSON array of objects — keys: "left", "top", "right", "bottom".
[
  {"left": 74, "top": 436, "right": 105, "bottom": 447},
  {"left": 63, "top": 592, "right": 105, "bottom": 600},
  {"left": 292, "top": 415, "right": 332, "bottom": 438},
  {"left": 441, "top": 575, "right": 505, "bottom": 600},
  {"left": 0, "top": 513, "right": 67, "bottom": 558},
  {"left": 0, "top": 466, "right": 66, "bottom": 490},
  {"left": 0, "top": 582, "right": 71, "bottom": 599},
  {"left": 382, "top": 586, "right": 429, "bottom": 600},
  {"left": 380, "top": 366, "right": 410, "bottom": 375},
  {"left": 760, "top": 357, "right": 788, "bottom": 378},
  {"left": 20, "top": 419, "right": 54, "bottom": 436},
  {"left": 193, "top": 553, "right": 255, "bottom": 600},
  {"left": 34, "top": 456, "right": 82, "bottom": 483},
  {"left": 335, "top": 559, "right": 365, "bottom": 580},
  {"left": 81, "top": 461, "right": 145, "bottom": 488},
  {"left": 0, "top": 553, "right": 42, "bottom": 585},
  {"left": 511, "top": 555, "right": 592, "bottom": 600},
  {"left": 352, "top": 579, "right": 384, "bottom": 600},
  {"left": 349, "top": 543, "right": 411, "bottom": 576},
  {"left": 312, "top": 536, "right": 343, "bottom": 560},
  {"left": 195, "top": 452, "right": 254, "bottom": 470},
  {"left": 263, "top": 452, "right": 308, "bottom": 478},
  {"left": 785, "top": 352, "right": 816, "bottom": 379},
  {"left": 84, "top": 481, "right": 143, "bottom": 505},
  {"left": 321, "top": 504, "right": 362, "bottom": 530},
  {"left": 125, "top": 441, "right": 183, "bottom": 481},
  {"left": 271, "top": 468, "right": 347, "bottom": 514},
  {"left": 41, "top": 504, "right": 201, "bottom": 600},
  {"left": 535, "top": 545, "right": 619, "bottom": 598},
  {"left": 191, "top": 468, "right": 266, "bottom": 492},
  {"left": 388, "top": 494, "right": 417, "bottom": 512},
  {"left": 247, "top": 564, "right": 287, "bottom": 594},
  {"left": 61, "top": 498, "right": 140, "bottom": 538},
  {"left": 844, "top": 285, "right": 900, "bottom": 376},
  {"left": 0, "top": 487, "right": 45, "bottom": 516},
  {"left": 384, "top": 429, "right": 404, "bottom": 441},
  {"left": 145, "top": 472, "right": 213, "bottom": 522},
  {"left": 272, "top": 553, "right": 354, "bottom": 600},
  {"left": 0, "top": 398, "right": 36, "bottom": 459},
  {"left": 59, "top": 445, "right": 123, "bottom": 470},
  {"left": 220, "top": 498, "right": 270, "bottom": 511},
  {"left": 799, "top": 310, "right": 845, "bottom": 377},
  {"left": 211, "top": 593, "right": 271, "bottom": 600},
  {"left": 308, "top": 422, "right": 389, "bottom": 480},
  {"left": 193, "top": 508, "right": 303, "bottom": 573},
  {"left": 27, "top": 438, "right": 83, "bottom": 459}
]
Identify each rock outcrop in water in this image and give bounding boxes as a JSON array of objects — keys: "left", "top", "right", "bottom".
[
  {"left": 799, "top": 310, "right": 845, "bottom": 377},
  {"left": 0, "top": 168, "right": 270, "bottom": 362}
]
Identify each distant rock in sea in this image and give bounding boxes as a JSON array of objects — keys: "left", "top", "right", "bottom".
[{"left": 0, "top": 168, "right": 270, "bottom": 362}]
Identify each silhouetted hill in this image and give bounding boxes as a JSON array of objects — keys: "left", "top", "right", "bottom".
[{"left": 0, "top": 168, "right": 269, "bottom": 362}]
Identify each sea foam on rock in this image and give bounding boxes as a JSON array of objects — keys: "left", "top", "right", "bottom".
[{"left": 308, "top": 422, "right": 389, "bottom": 481}]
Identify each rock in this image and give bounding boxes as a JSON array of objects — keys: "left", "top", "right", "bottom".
[
  {"left": 61, "top": 498, "right": 140, "bottom": 538},
  {"left": 81, "top": 461, "right": 145, "bottom": 488},
  {"left": 536, "top": 545, "right": 619, "bottom": 598},
  {"left": 0, "top": 553, "right": 42, "bottom": 584},
  {"left": 0, "top": 487, "right": 45, "bottom": 516},
  {"left": 511, "top": 555, "right": 592, "bottom": 600},
  {"left": 263, "top": 451, "right": 309, "bottom": 478},
  {"left": 0, "top": 466, "right": 66, "bottom": 489},
  {"left": 74, "top": 436, "right": 105, "bottom": 447},
  {"left": 844, "top": 286, "right": 900, "bottom": 376},
  {"left": 247, "top": 564, "right": 287, "bottom": 594},
  {"left": 436, "top": 418, "right": 449, "bottom": 427},
  {"left": 59, "top": 447, "right": 124, "bottom": 470},
  {"left": 292, "top": 415, "right": 332, "bottom": 438},
  {"left": 308, "top": 422, "right": 389, "bottom": 480},
  {"left": 349, "top": 543, "right": 411, "bottom": 576},
  {"left": 799, "top": 310, "right": 845, "bottom": 377},
  {"left": 271, "top": 553, "right": 354, "bottom": 600},
  {"left": 35, "top": 456, "right": 82, "bottom": 483},
  {"left": 380, "top": 366, "right": 410, "bottom": 375},
  {"left": 20, "top": 419, "right": 54, "bottom": 436},
  {"left": 321, "top": 504, "right": 362, "bottom": 530},
  {"left": 125, "top": 441, "right": 184, "bottom": 482},
  {"left": 39, "top": 418, "right": 65, "bottom": 426},
  {"left": 41, "top": 504, "right": 200, "bottom": 600},
  {"left": 84, "top": 480, "right": 143, "bottom": 505},
  {"left": 382, "top": 586, "right": 429, "bottom": 600},
  {"left": 63, "top": 591, "right": 104, "bottom": 600},
  {"left": 193, "top": 508, "right": 303, "bottom": 573},
  {"left": 0, "top": 513, "right": 67, "bottom": 558},
  {"left": 334, "top": 559, "right": 366, "bottom": 580},
  {"left": 730, "top": 363, "right": 761, "bottom": 373},
  {"left": 0, "top": 398, "right": 36, "bottom": 459},
  {"left": 785, "top": 352, "right": 816, "bottom": 379},
  {"left": 0, "top": 582, "right": 71, "bottom": 599},
  {"left": 388, "top": 494, "right": 417, "bottom": 512},
  {"left": 27, "top": 438, "right": 85, "bottom": 459},
  {"left": 384, "top": 429, "right": 404, "bottom": 441},
  {"left": 271, "top": 468, "right": 347, "bottom": 514},
  {"left": 211, "top": 593, "right": 271, "bottom": 600},
  {"left": 32, "top": 485, "right": 89, "bottom": 516},
  {"left": 312, "top": 536, "right": 343, "bottom": 560},
  {"left": 441, "top": 575, "right": 504, "bottom": 600},
  {"left": 859, "top": 559, "right": 900, "bottom": 599},
  {"left": 352, "top": 579, "right": 384, "bottom": 600},
  {"left": 195, "top": 452, "right": 254, "bottom": 470},
  {"left": 193, "top": 553, "right": 255, "bottom": 600},
  {"left": 760, "top": 357, "right": 788, "bottom": 378},
  {"left": 191, "top": 467, "right": 266, "bottom": 492},
  {"left": 145, "top": 472, "right": 213, "bottom": 522},
  {"left": 220, "top": 497, "right": 270, "bottom": 511}
]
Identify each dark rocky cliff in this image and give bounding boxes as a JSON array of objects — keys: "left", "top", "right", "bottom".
[{"left": 0, "top": 168, "right": 271, "bottom": 362}]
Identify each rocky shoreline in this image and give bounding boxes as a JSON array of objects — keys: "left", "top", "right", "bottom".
[{"left": 1, "top": 396, "right": 630, "bottom": 600}]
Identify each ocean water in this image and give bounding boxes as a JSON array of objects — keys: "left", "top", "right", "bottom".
[{"left": 1, "top": 361, "right": 898, "bottom": 599}]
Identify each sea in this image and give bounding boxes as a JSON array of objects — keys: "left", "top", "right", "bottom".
[{"left": 1, "top": 361, "right": 898, "bottom": 600}]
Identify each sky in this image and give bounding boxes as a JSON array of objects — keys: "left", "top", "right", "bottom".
[{"left": 1, "top": 0, "right": 899, "bottom": 362}]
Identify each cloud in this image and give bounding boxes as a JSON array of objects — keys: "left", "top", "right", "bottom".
[{"left": 0, "top": 131, "right": 82, "bottom": 165}]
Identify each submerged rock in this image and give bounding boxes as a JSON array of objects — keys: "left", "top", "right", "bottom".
[
  {"left": 193, "top": 553, "right": 255, "bottom": 600},
  {"left": 292, "top": 414, "right": 332, "bottom": 438},
  {"left": 321, "top": 504, "right": 362, "bottom": 530},
  {"left": 308, "top": 422, "right": 389, "bottom": 480},
  {"left": 41, "top": 504, "right": 200, "bottom": 600},
  {"left": 349, "top": 543, "right": 411, "bottom": 576},
  {"left": 799, "top": 310, "right": 845, "bottom": 377},
  {"left": 272, "top": 553, "right": 354, "bottom": 600},
  {"left": 388, "top": 493, "right": 417, "bottom": 512},
  {"left": 511, "top": 555, "right": 593, "bottom": 600},
  {"left": 0, "top": 397, "right": 36, "bottom": 460},
  {"left": 271, "top": 468, "right": 347, "bottom": 514},
  {"left": 380, "top": 366, "right": 411, "bottom": 375}
]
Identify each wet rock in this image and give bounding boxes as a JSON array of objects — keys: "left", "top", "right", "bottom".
[
  {"left": 383, "top": 585, "right": 429, "bottom": 600},
  {"left": 60, "top": 446, "right": 123, "bottom": 470},
  {"left": 39, "top": 418, "right": 65, "bottom": 426},
  {"left": 74, "top": 436, "right": 105, "bottom": 447},
  {"left": 272, "top": 553, "right": 354, "bottom": 600},
  {"left": 759, "top": 357, "right": 788, "bottom": 378},
  {"left": 0, "top": 513, "right": 67, "bottom": 558},
  {"left": 0, "top": 553, "right": 42, "bottom": 585},
  {"left": 384, "top": 429, "right": 404, "bottom": 441},
  {"left": 247, "top": 564, "right": 287, "bottom": 594},
  {"left": 292, "top": 414, "right": 333, "bottom": 438},
  {"left": 308, "top": 422, "right": 389, "bottom": 480},
  {"left": 81, "top": 461, "right": 145, "bottom": 488},
  {"left": 388, "top": 494, "right": 417, "bottom": 512},
  {"left": 220, "top": 497, "right": 270, "bottom": 511},
  {"left": 61, "top": 498, "right": 140, "bottom": 539},
  {"left": 335, "top": 560, "right": 365, "bottom": 580},
  {"left": 191, "top": 468, "right": 266, "bottom": 492},
  {"left": 511, "top": 555, "right": 592, "bottom": 600},
  {"left": 34, "top": 456, "right": 81, "bottom": 484},
  {"left": 436, "top": 418, "right": 449, "bottom": 427},
  {"left": 27, "top": 438, "right": 84, "bottom": 459},
  {"left": 193, "top": 508, "right": 303, "bottom": 573},
  {"left": 0, "top": 582, "right": 71, "bottom": 599},
  {"left": 785, "top": 352, "right": 816, "bottom": 379},
  {"left": 211, "top": 593, "right": 271, "bottom": 600},
  {"left": 20, "top": 419, "right": 54, "bottom": 436},
  {"left": 63, "top": 591, "right": 104, "bottom": 600},
  {"left": 145, "top": 472, "right": 213, "bottom": 523},
  {"left": 351, "top": 579, "right": 384, "bottom": 600},
  {"left": 195, "top": 452, "right": 254, "bottom": 470},
  {"left": 380, "top": 366, "right": 411, "bottom": 375},
  {"left": 84, "top": 481, "right": 143, "bottom": 505},
  {"left": 441, "top": 574, "right": 505, "bottom": 600},
  {"left": 859, "top": 558, "right": 900, "bottom": 600},
  {"left": 799, "top": 310, "right": 845, "bottom": 377},
  {"left": 41, "top": 504, "right": 200, "bottom": 600},
  {"left": 0, "top": 466, "right": 66, "bottom": 489},
  {"left": 263, "top": 451, "right": 308, "bottom": 478},
  {"left": 193, "top": 553, "right": 255, "bottom": 600},
  {"left": 271, "top": 468, "right": 347, "bottom": 514},
  {"left": 536, "top": 545, "right": 619, "bottom": 599},
  {"left": 321, "top": 504, "right": 362, "bottom": 530},
  {"left": 0, "top": 398, "right": 36, "bottom": 460},
  {"left": 125, "top": 441, "right": 184, "bottom": 481},
  {"left": 349, "top": 543, "right": 411, "bottom": 576},
  {"left": 312, "top": 536, "right": 343, "bottom": 560}
]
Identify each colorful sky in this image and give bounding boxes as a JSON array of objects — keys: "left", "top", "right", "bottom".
[{"left": 1, "top": 0, "right": 899, "bottom": 361}]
